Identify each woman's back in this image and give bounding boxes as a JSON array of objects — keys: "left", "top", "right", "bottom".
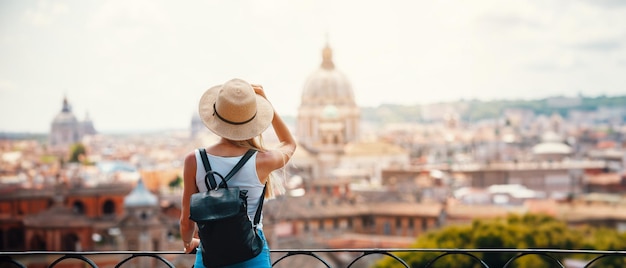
[
  {"left": 194, "top": 149, "right": 265, "bottom": 228},
  {"left": 180, "top": 79, "right": 297, "bottom": 268}
]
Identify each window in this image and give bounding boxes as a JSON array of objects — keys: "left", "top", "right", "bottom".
[
  {"left": 72, "top": 201, "right": 85, "bottom": 214},
  {"left": 61, "top": 233, "right": 80, "bottom": 251},
  {"left": 396, "top": 217, "right": 404, "bottom": 235},
  {"left": 103, "top": 200, "right": 115, "bottom": 215},
  {"left": 383, "top": 222, "right": 391, "bottom": 235},
  {"left": 7, "top": 228, "right": 24, "bottom": 250},
  {"left": 361, "top": 216, "right": 374, "bottom": 227},
  {"left": 30, "top": 234, "right": 46, "bottom": 250}
]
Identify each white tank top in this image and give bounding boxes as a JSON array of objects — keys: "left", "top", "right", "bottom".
[{"left": 194, "top": 149, "right": 265, "bottom": 228}]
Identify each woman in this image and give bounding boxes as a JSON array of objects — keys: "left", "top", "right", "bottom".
[{"left": 180, "top": 78, "right": 296, "bottom": 267}]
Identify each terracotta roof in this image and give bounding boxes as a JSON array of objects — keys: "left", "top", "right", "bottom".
[
  {"left": 265, "top": 197, "right": 441, "bottom": 220},
  {"left": 557, "top": 204, "right": 626, "bottom": 221},
  {"left": 367, "top": 202, "right": 442, "bottom": 217},
  {"left": 344, "top": 141, "right": 407, "bottom": 156},
  {"left": 325, "top": 232, "right": 416, "bottom": 248},
  {"left": 586, "top": 172, "right": 623, "bottom": 185},
  {"left": 446, "top": 204, "right": 526, "bottom": 219},
  {"left": 23, "top": 196, "right": 92, "bottom": 228}
]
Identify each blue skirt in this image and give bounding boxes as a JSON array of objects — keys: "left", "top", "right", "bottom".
[{"left": 194, "top": 229, "right": 271, "bottom": 268}]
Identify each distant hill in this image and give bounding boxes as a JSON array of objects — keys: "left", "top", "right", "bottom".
[
  {"left": 360, "top": 95, "right": 626, "bottom": 124},
  {"left": 0, "top": 132, "right": 47, "bottom": 141}
]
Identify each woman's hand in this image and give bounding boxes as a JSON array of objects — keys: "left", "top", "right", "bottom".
[
  {"left": 183, "top": 238, "right": 200, "bottom": 253},
  {"left": 251, "top": 84, "right": 267, "bottom": 99}
]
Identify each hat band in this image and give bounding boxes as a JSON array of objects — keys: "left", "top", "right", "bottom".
[{"left": 213, "top": 103, "right": 257, "bottom": 125}]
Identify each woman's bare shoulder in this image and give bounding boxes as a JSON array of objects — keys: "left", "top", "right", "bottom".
[
  {"left": 184, "top": 150, "right": 197, "bottom": 165},
  {"left": 256, "top": 148, "right": 290, "bottom": 169}
]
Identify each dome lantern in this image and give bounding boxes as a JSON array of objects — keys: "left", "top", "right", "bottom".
[{"left": 321, "top": 44, "right": 335, "bottom": 70}]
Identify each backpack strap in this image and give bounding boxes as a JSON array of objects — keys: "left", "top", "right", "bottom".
[
  {"left": 220, "top": 149, "right": 256, "bottom": 188},
  {"left": 198, "top": 148, "right": 256, "bottom": 190},
  {"left": 253, "top": 183, "right": 267, "bottom": 227},
  {"left": 198, "top": 148, "right": 217, "bottom": 190}
]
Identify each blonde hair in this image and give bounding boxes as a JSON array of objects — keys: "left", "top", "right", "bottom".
[{"left": 228, "top": 135, "right": 287, "bottom": 199}]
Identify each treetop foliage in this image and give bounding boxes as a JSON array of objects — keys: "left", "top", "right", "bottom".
[{"left": 374, "top": 213, "right": 626, "bottom": 268}]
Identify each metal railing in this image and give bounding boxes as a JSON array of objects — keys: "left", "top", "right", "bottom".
[{"left": 1, "top": 248, "right": 625, "bottom": 268}]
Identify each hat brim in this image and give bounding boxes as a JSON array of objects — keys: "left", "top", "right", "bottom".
[{"left": 198, "top": 85, "right": 274, "bottom": 141}]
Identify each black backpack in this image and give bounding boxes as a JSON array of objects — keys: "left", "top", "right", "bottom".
[{"left": 190, "top": 148, "right": 266, "bottom": 267}]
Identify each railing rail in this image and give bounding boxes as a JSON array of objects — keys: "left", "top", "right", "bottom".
[{"left": 1, "top": 248, "right": 625, "bottom": 268}]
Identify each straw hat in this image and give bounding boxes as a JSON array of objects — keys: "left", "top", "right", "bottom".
[{"left": 198, "top": 78, "right": 274, "bottom": 141}]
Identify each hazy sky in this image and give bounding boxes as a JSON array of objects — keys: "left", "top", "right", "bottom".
[{"left": 1, "top": 0, "right": 625, "bottom": 133}]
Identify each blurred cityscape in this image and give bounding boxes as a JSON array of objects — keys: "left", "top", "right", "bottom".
[{"left": 1, "top": 44, "right": 625, "bottom": 267}]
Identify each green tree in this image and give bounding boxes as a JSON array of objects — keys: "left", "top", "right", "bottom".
[
  {"left": 68, "top": 143, "right": 86, "bottom": 163},
  {"left": 374, "top": 214, "right": 626, "bottom": 268},
  {"left": 169, "top": 175, "right": 183, "bottom": 188},
  {"left": 40, "top": 154, "right": 58, "bottom": 165}
]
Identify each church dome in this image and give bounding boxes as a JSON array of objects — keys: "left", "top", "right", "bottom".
[
  {"left": 532, "top": 142, "right": 572, "bottom": 155},
  {"left": 301, "top": 44, "right": 355, "bottom": 107},
  {"left": 53, "top": 112, "right": 78, "bottom": 125},
  {"left": 124, "top": 179, "right": 158, "bottom": 207},
  {"left": 52, "top": 97, "right": 78, "bottom": 126},
  {"left": 532, "top": 131, "right": 572, "bottom": 156}
]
